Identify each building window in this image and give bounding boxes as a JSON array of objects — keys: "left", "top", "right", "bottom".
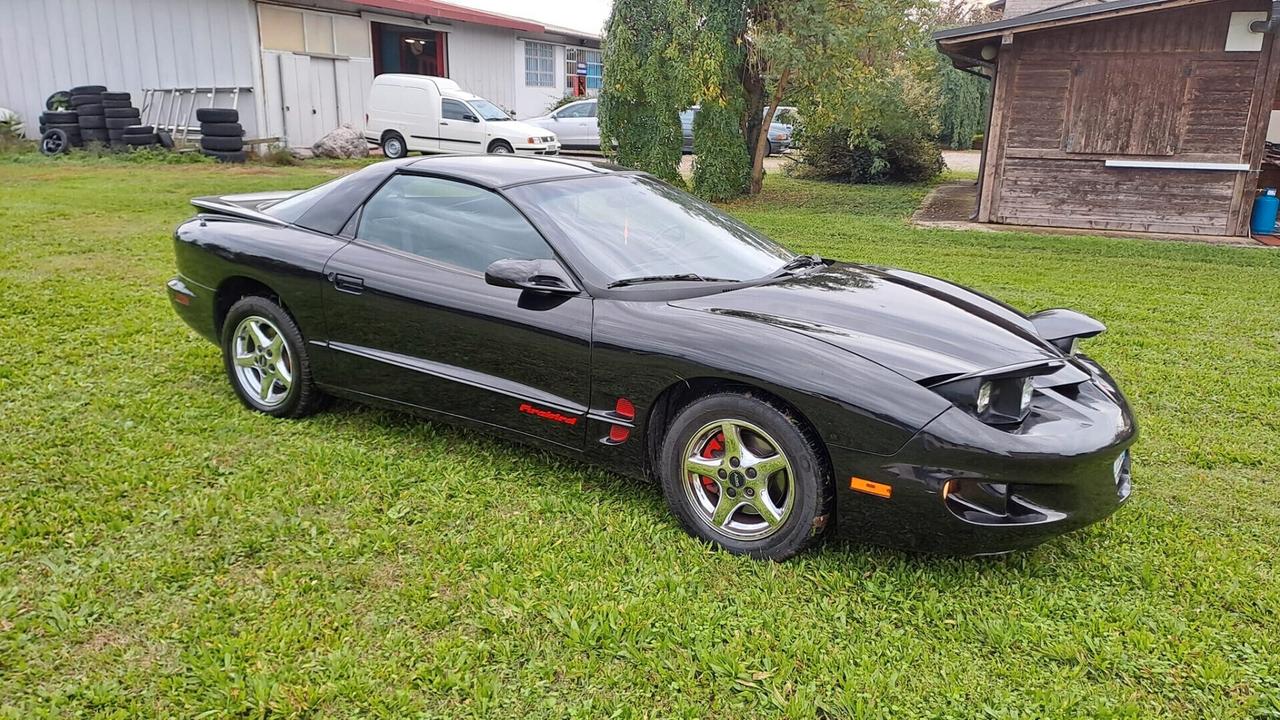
[
  {"left": 525, "top": 42, "right": 555, "bottom": 87},
  {"left": 585, "top": 50, "right": 603, "bottom": 91}
]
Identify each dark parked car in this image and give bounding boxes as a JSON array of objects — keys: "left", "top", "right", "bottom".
[{"left": 168, "top": 155, "right": 1136, "bottom": 560}]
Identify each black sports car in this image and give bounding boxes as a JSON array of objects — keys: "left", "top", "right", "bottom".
[{"left": 167, "top": 155, "right": 1136, "bottom": 560}]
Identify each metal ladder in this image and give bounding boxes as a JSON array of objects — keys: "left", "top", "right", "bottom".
[{"left": 139, "top": 86, "right": 253, "bottom": 145}]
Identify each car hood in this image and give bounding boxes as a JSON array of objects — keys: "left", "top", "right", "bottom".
[
  {"left": 668, "top": 263, "right": 1061, "bottom": 381},
  {"left": 493, "top": 119, "right": 557, "bottom": 139}
]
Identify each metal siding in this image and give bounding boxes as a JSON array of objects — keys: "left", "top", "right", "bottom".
[
  {"left": 446, "top": 22, "right": 517, "bottom": 113},
  {"left": 0, "top": 0, "right": 261, "bottom": 137}
]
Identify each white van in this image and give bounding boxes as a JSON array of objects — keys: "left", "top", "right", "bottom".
[{"left": 364, "top": 74, "right": 559, "bottom": 158}]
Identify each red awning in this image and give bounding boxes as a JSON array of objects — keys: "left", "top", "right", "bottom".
[{"left": 350, "top": 0, "right": 544, "bottom": 33}]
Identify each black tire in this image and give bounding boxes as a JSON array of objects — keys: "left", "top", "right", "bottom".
[
  {"left": 39, "top": 128, "right": 72, "bottom": 156},
  {"left": 104, "top": 107, "right": 140, "bottom": 118},
  {"left": 196, "top": 107, "right": 239, "bottom": 123},
  {"left": 82, "top": 128, "right": 109, "bottom": 141},
  {"left": 77, "top": 115, "right": 106, "bottom": 129},
  {"left": 200, "top": 122, "right": 243, "bottom": 137},
  {"left": 123, "top": 133, "right": 157, "bottom": 146},
  {"left": 105, "top": 118, "right": 138, "bottom": 130},
  {"left": 200, "top": 135, "right": 244, "bottom": 152},
  {"left": 203, "top": 149, "right": 247, "bottom": 163},
  {"left": 70, "top": 84, "right": 107, "bottom": 95},
  {"left": 124, "top": 125, "right": 154, "bottom": 135},
  {"left": 487, "top": 139, "right": 514, "bottom": 154},
  {"left": 76, "top": 105, "right": 104, "bottom": 117},
  {"left": 156, "top": 129, "right": 174, "bottom": 149},
  {"left": 41, "top": 111, "right": 78, "bottom": 123},
  {"left": 220, "top": 296, "right": 324, "bottom": 418},
  {"left": 70, "top": 94, "right": 102, "bottom": 107},
  {"left": 659, "top": 392, "right": 833, "bottom": 561},
  {"left": 100, "top": 92, "right": 130, "bottom": 102},
  {"left": 101, "top": 99, "right": 132, "bottom": 109},
  {"left": 46, "top": 91, "right": 72, "bottom": 111},
  {"left": 381, "top": 131, "right": 407, "bottom": 159}
]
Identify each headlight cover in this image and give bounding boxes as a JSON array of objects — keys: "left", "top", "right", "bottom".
[{"left": 928, "top": 361, "right": 1063, "bottom": 425}]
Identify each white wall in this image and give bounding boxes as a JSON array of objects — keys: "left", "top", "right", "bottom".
[
  {"left": 0, "top": 0, "right": 262, "bottom": 137},
  {"left": 445, "top": 23, "right": 519, "bottom": 114},
  {"left": 512, "top": 40, "right": 566, "bottom": 119}
]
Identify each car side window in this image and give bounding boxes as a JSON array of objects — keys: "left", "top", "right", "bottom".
[
  {"left": 556, "top": 103, "right": 590, "bottom": 119},
  {"left": 586, "top": 102, "right": 598, "bottom": 118},
  {"left": 442, "top": 99, "right": 471, "bottom": 121},
  {"left": 357, "top": 174, "right": 556, "bottom": 273}
]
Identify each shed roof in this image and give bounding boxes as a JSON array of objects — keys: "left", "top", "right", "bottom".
[{"left": 934, "top": 0, "right": 1215, "bottom": 43}]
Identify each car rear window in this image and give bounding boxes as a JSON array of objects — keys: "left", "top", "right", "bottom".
[{"left": 264, "top": 162, "right": 394, "bottom": 235}]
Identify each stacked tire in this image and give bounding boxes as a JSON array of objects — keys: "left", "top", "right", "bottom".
[
  {"left": 40, "top": 110, "right": 81, "bottom": 148},
  {"left": 198, "top": 108, "right": 246, "bottom": 163},
  {"left": 70, "top": 85, "right": 109, "bottom": 146},
  {"left": 102, "top": 92, "right": 142, "bottom": 149}
]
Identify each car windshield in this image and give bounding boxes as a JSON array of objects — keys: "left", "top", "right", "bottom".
[
  {"left": 507, "top": 175, "right": 795, "bottom": 286},
  {"left": 468, "top": 98, "right": 510, "bottom": 121}
]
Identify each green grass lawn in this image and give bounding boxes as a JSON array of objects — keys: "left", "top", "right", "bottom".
[{"left": 2, "top": 156, "right": 1279, "bottom": 719}]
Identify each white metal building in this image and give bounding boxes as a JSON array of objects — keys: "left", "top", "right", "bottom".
[{"left": 0, "top": 0, "right": 602, "bottom": 148}]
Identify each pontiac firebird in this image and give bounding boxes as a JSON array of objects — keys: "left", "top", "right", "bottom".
[{"left": 167, "top": 155, "right": 1137, "bottom": 560}]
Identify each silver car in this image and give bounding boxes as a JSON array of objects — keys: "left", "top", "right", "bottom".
[{"left": 524, "top": 99, "right": 600, "bottom": 151}]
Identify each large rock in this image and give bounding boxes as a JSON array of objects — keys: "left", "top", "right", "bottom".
[{"left": 312, "top": 123, "right": 368, "bottom": 159}]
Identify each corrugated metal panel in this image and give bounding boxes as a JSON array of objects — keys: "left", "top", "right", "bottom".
[
  {"left": 0, "top": 0, "right": 261, "bottom": 137},
  {"left": 446, "top": 23, "right": 518, "bottom": 113}
]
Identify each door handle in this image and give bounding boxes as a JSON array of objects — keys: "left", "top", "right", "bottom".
[
  {"left": 440, "top": 121, "right": 450, "bottom": 126},
  {"left": 331, "top": 272, "right": 364, "bottom": 294}
]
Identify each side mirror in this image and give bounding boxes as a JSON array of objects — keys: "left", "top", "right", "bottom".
[
  {"left": 462, "top": 113, "right": 479, "bottom": 122},
  {"left": 485, "top": 259, "right": 577, "bottom": 295}
]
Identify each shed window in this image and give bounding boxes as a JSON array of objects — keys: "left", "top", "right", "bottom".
[
  {"left": 1065, "top": 57, "right": 1189, "bottom": 156},
  {"left": 525, "top": 42, "right": 555, "bottom": 87}
]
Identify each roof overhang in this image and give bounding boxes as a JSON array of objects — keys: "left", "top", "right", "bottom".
[
  {"left": 934, "top": 0, "right": 1217, "bottom": 45},
  {"left": 350, "top": 0, "right": 545, "bottom": 33}
]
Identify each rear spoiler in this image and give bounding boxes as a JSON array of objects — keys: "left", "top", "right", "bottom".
[{"left": 190, "top": 190, "right": 301, "bottom": 226}]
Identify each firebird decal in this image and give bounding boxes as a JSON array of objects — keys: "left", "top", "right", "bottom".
[{"left": 520, "top": 403, "right": 578, "bottom": 425}]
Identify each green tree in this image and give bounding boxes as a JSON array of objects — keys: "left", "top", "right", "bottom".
[
  {"left": 600, "top": 0, "right": 930, "bottom": 197},
  {"left": 597, "top": 0, "right": 696, "bottom": 185}
]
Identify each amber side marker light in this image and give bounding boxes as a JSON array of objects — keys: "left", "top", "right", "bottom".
[
  {"left": 850, "top": 477, "right": 892, "bottom": 499},
  {"left": 941, "top": 478, "right": 956, "bottom": 502}
]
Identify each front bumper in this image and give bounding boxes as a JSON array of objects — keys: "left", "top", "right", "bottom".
[
  {"left": 832, "top": 364, "right": 1137, "bottom": 555},
  {"left": 516, "top": 141, "right": 559, "bottom": 156}
]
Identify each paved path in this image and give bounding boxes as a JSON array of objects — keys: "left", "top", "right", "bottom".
[{"left": 942, "top": 150, "right": 982, "bottom": 174}]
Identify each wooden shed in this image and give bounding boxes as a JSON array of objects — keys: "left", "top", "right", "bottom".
[{"left": 936, "top": 0, "right": 1280, "bottom": 238}]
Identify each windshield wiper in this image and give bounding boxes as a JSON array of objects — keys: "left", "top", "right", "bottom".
[
  {"left": 607, "top": 274, "right": 736, "bottom": 288},
  {"left": 778, "top": 254, "right": 824, "bottom": 273}
]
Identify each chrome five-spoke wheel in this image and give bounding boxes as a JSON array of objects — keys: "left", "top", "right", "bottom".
[
  {"left": 231, "top": 315, "right": 293, "bottom": 408},
  {"left": 682, "top": 419, "right": 795, "bottom": 541}
]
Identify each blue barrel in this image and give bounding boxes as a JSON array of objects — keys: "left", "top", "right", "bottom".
[{"left": 1252, "top": 188, "right": 1279, "bottom": 235}]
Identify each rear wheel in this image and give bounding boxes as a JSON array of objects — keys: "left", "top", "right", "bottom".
[
  {"left": 660, "top": 392, "right": 833, "bottom": 560},
  {"left": 382, "top": 132, "right": 407, "bottom": 159},
  {"left": 220, "top": 296, "right": 325, "bottom": 418}
]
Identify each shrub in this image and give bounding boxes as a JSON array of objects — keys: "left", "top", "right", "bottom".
[{"left": 791, "top": 124, "right": 942, "bottom": 184}]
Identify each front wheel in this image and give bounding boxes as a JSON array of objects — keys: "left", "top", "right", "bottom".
[
  {"left": 660, "top": 392, "right": 833, "bottom": 560},
  {"left": 220, "top": 296, "right": 325, "bottom": 418},
  {"left": 382, "top": 132, "right": 407, "bottom": 159},
  {"left": 488, "top": 140, "right": 513, "bottom": 154}
]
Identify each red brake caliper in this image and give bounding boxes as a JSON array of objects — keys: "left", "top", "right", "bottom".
[{"left": 699, "top": 432, "right": 724, "bottom": 494}]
